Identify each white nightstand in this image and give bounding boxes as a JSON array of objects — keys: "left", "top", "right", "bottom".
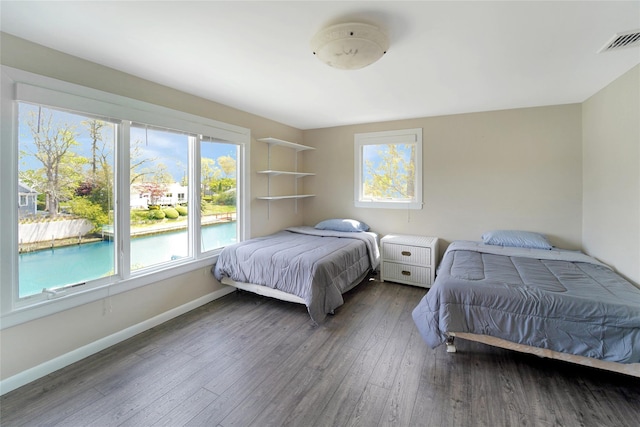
[{"left": 380, "top": 234, "right": 439, "bottom": 288}]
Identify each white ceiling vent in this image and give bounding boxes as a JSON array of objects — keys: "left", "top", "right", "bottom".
[{"left": 598, "top": 29, "right": 640, "bottom": 53}]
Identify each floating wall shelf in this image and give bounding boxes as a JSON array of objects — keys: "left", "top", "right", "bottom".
[{"left": 256, "top": 137, "right": 315, "bottom": 215}]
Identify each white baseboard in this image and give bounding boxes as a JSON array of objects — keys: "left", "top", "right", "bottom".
[{"left": 0, "top": 287, "right": 235, "bottom": 396}]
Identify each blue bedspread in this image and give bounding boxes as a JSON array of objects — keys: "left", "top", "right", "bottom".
[
  {"left": 412, "top": 241, "right": 640, "bottom": 363},
  {"left": 214, "top": 226, "right": 379, "bottom": 323}
]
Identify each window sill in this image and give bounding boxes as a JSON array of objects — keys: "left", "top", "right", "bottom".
[
  {"left": 355, "top": 200, "right": 423, "bottom": 210},
  {"left": 0, "top": 255, "right": 219, "bottom": 330}
]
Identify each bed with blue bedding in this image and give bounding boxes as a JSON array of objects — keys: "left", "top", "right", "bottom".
[
  {"left": 412, "top": 239, "right": 640, "bottom": 376},
  {"left": 213, "top": 225, "right": 380, "bottom": 324}
]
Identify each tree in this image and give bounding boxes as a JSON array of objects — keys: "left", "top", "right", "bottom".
[
  {"left": 211, "top": 177, "right": 236, "bottom": 194},
  {"left": 364, "top": 144, "right": 416, "bottom": 199},
  {"left": 67, "top": 197, "right": 109, "bottom": 232},
  {"left": 217, "top": 155, "right": 236, "bottom": 177},
  {"left": 130, "top": 138, "right": 158, "bottom": 185},
  {"left": 133, "top": 163, "right": 172, "bottom": 206},
  {"left": 23, "top": 109, "right": 81, "bottom": 217},
  {"left": 82, "top": 119, "right": 106, "bottom": 180},
  {"left": 135, "top": 182, "right": 168, "bottom": 206},
  {"left": 201, "top": 157, "right": 219, "bottom": 197}
]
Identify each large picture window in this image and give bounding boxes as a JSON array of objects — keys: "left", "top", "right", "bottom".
[
  {"left": 354, "top": 128, "right": 423, "bottom": 209},
  {"left": 1, "top": 66, "right": 249, "bottom": 326}
]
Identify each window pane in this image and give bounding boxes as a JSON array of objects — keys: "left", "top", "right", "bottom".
[
  {"left": 200, "top": 139, "right": 238, "bottom": 252},
  {"left": 129, "top": 125, "right": 189, "bottom": 270},
  {"left": 18, "top": 103, "right": 116, "bottom": 297},
  {"left": 362, "top": 143, "right": 416, "bottom": 200}
]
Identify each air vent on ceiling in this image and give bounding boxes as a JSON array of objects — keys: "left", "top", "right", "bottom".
[{"left": 598, "top": 29, "right": 640, "bottom": 53}]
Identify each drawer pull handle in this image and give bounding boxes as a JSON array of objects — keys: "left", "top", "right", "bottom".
[
  {"left": 402, "top": 270, "right": 411, "bottom": 276},
  {"left": 401, "top": 251, "right": 411, "bottom": 256}
]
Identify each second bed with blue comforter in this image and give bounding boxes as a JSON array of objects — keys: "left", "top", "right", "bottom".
[{"left": 412, "top": 241, "right": 640, "bottom": 364}]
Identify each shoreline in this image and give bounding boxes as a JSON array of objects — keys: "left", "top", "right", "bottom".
[{"left": 19, "top": 213, "right": 236, "bottom": 253}]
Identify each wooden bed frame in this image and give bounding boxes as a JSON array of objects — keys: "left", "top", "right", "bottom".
[{"left": 446, "top": 332, "right": 640, "bottom": 378}]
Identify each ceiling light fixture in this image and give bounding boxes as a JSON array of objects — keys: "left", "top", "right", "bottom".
[{"left": 311, "top": 22, "right": 389, "bottom": 70}]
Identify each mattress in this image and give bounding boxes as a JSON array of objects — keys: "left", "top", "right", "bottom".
[
  {"left": 412, "top": 241, "right": 640, "bottom": 363},
  {"left": 213, "top": 226, "right": 380, "bottom": 323}
]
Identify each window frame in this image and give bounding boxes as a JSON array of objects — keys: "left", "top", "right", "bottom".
[
  {"left": 354, "top": 128, "right": 423, "bottom": 209},
  {"left": 1, "top": 66, "right": 251, "bottom": 328}
]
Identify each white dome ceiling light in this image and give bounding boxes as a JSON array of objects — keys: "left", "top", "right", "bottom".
[{"left": 311, "top": 22, "right": 389, "bottom": 70}]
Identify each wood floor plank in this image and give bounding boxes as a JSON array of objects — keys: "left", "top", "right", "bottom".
[
  {"left": 150, "top": 388, "right": 219, "bottom": 427},
  {"left": 0, "top": 352, "right": 142, "bottom": 426},
  {"left": 2, "top": 279, "right": 639, "bottom": 427},
  {"left": 187, "top": 309, "right": 320, "bottom": 425},
  {"left": 368, "top": 285, "right": 422, "bottom": 390},
  {"left": 54, "top": 353, "right": 200, "bottom": 426},
  {"left": 117, "top": 356, "right": 234, "bottom": 427},
  {"left": 345, "top": 383, "right": 389, "bottom": 427},
  {"left": 215, "top": 327, "right": 335, "bottom": 426},
  {"left": 378, "top": 326, "right": 428, "bottom": 426},
  {"left": 254, "top": 325, "right": 362, "bottom": 426},
  {"left": 202, "top": 302, "right": 311, "bottom": 396},
  {"left": 9, "top": 387, "right": 106, "bottom": 427}
]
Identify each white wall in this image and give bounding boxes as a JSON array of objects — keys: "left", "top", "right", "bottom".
[
  {"left": 582, "top": 65, "right": 639, "bottom": 285},
  {"left": 18, "top": 219, "right": 94, "bottom": 244},
  {"left": 303, "top": 104, "right": 583, "bottom": 251}
]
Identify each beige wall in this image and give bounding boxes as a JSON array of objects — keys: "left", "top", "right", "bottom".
[
  {"left": 303, "top": 104, "right": 583, "bottom": 251},
  {"left": 1, "top": 32, "right": 637, "bottom": 388},
  {"left": 582, "top": 65, "right": 640, "bottom": 285},
  {"left": 0, "top": 33, "right": 303, "bottom": 382}
]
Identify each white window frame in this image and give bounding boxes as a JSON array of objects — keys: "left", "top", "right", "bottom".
[
  {"left": 354, "top": 128, "right": 423, "bottom": 209},
  {"left": 1, "top": 66, "right": 251, "bottom": 328}
]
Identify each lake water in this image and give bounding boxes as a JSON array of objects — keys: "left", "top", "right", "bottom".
[{"left": 19, "top": 222, "right": 236, "bottom": 297}]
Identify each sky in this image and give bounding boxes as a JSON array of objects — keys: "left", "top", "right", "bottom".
[{"left": 18, "top": 103, "right": 237, "bottom": 184}]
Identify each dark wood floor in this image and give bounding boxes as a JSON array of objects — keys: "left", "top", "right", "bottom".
[{"left": 2, "top": 277, "right": 639, "bottom": 427}]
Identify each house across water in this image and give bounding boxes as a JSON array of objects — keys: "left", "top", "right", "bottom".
[{"left": 18, "top": 182, "right": 38, "bottom": 218}]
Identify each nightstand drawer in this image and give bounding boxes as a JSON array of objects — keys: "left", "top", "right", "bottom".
[
  {"left": 382, "top": 243, "right": 431, "bottom": 266},
  {"left": 382, "top": 262, "right": 432, "bottom": 287}
]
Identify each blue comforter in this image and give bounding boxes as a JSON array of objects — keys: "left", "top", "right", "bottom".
[
  {"left": 412, "top": 241, "right": 640, "bottom": 363},
  {"left": 214, "top": 226, "right": 380, "bottom": 323}
]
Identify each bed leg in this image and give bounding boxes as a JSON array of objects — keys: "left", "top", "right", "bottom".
[{"left": 446, "top": 335, "right": 457, "bottom": 353}]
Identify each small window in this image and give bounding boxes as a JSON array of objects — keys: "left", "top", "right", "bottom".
[
  {"left": 354, "top": 128, "right": 423, "bottom": 209},
  {"left": 19, "top": 194, "right": 28, "bottom": 206}
]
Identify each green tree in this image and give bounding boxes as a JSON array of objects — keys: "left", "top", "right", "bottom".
[
  {"left": 201, "top": 157, "right": 220, "bottom": 197},
  {"left": 67, "top": 197, "right": 109, "bottom": 232},
  {"left": 210, "top": 177, "right": 236, "bottom": 194},
  {"left": 75, "top": 119, "right": 115, "bottom": 222},
  {"left": 22, "top": 109, "right": 82, "bottom": 217},
  {"left": 364, "top": 144, "right": 415, "bottom": 199},
  {"left": 217, "top": 155, "right": 236, "bottom": 177}
]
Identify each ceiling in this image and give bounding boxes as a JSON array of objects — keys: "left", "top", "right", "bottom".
[{"left": 1, "top": 1, "right": 639, "bottom": 130}]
